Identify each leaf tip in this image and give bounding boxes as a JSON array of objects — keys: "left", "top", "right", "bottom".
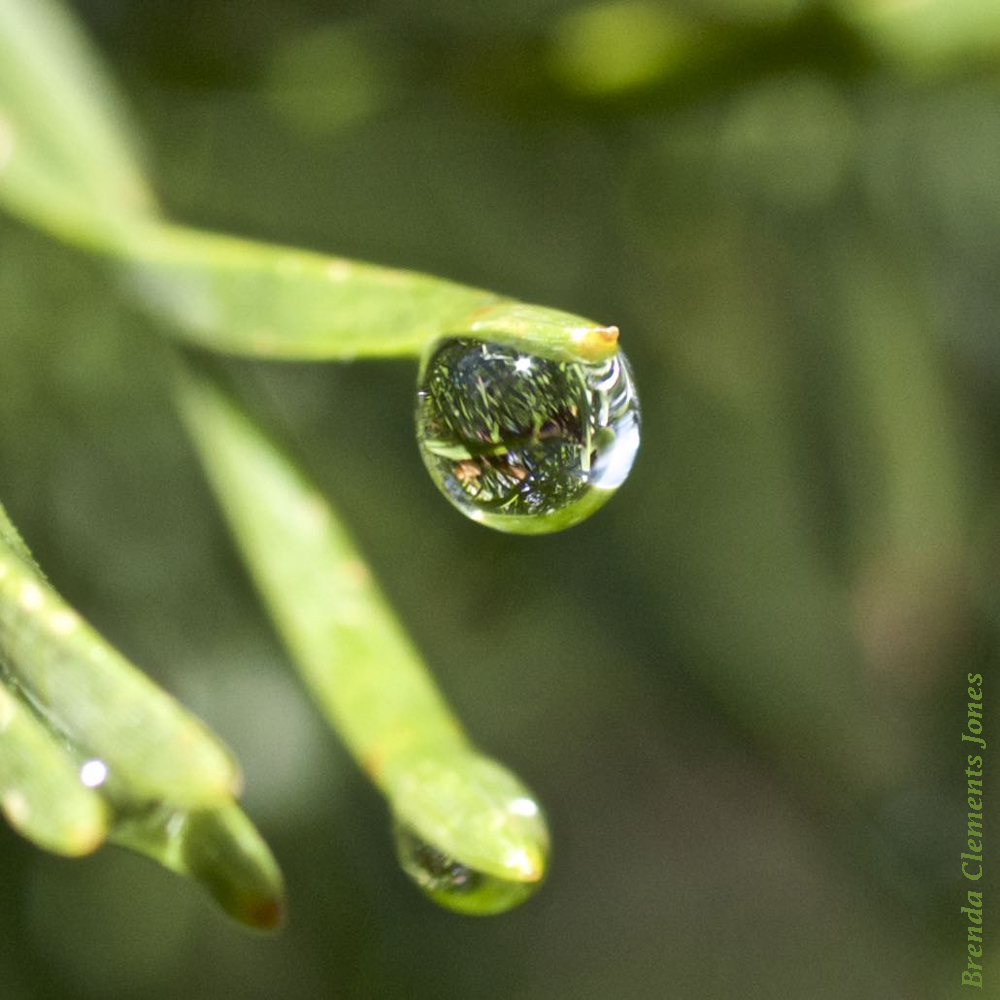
[
  {"left": 240, "top": 891, "right": 286, "bottom": 932},
  {"left": 575, "top": 323, "right": 620, "bottom": 360}
]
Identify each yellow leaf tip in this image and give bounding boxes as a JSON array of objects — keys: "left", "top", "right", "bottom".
[
  {"left": 574, "top": 323, "right": 620, "bottom": 360},
  {"left": 65, "top": 818, "right": 108, "bottom": 857}
]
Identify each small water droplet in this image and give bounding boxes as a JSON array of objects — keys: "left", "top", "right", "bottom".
[
  {"left": 393, "top": 820, "right": 544, "bottom": 915},
  {"left": 79, "top": 759, "right": 108, "bottom": 788},
  {"left": 416, "top": 339, "right": 640, "bottom": 533}
]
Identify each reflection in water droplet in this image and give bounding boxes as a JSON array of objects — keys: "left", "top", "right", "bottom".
[
  {"left": 416, "top": 339, "right": 640, "bottom": 533},
  {"left": 397, "top": 823, "right": 483, "bottom": 893},
  {"left": 393, "top": 820, "right": 543, "bottom": 916}
]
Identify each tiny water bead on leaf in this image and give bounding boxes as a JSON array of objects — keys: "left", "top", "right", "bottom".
[
  {"left": 383, "top": 750, "right": 550, "bottom": 915},
  {"left": 416, "top": 338, "right": 640, "bottom": 533},
  {"left": 393, "top": 821, "right": 544, "bottom": 916}
]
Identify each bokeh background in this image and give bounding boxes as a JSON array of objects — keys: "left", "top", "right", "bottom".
[{"left": 1, "top": 1, "right": 998, "bottom": 997}]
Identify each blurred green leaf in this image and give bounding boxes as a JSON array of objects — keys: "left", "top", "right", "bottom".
[
  {"left": 110, "top": 801, "right": 284, "bottom": 931},
  {"left": 0, "top": 0, "right": 155, "bottom": 232},
  {"left": 0, "top": 516, "right": 240, "bottom": 808},
  {"left": 0, "top": 499, "right": 285, "bottom": 929},
  {"left": 0, "top": 681, "right": 107, "bottom": 856},
  {"left": 549, "top": 1, "right": 708, "bottom": 97},
  {"left": 837, "top": 0, "right": 1000, "bottom": 71},
  {"left": 0, "top": 0, "right": 621, "bottom": 365},
  {"left": 175, "top": 362, "right": 549, "bottom": 913},
  {"left": 0, "top": 505, "right": 108, "bottom": 856}
]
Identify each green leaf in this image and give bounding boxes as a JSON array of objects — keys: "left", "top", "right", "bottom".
[
  {"left": 0, "top": 0, "right": 621, "bottom": 365},
  {"left": 0, "top": 0, "right": 155, "bottom": 229},
  {"left": 118, "top": 222, "right": 621, "bottom": 362},
  {"left": 0, "top": 502, "right": 285, "bottom": 928},
  {"left": 110, "top": 801, "right": 285, "bottom": 931},
  {"left": 0, "top": 510, "right": 240, "bottom": 809},
  {"left": 0, "top": 682, "right": 107, "bottom": 856},
  {"left": 175, "top": 362, "right": 549, "bottom": 912}
]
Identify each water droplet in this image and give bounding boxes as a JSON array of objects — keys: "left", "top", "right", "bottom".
[
  {"left": 393, "top": 820, "right": 544, "bottom": 915},
  {"left": 416, "top": 339, "right": 640, "bottom": 533},
  {"left": 78, "top": 759, "right": 108, "bottom": 788}
]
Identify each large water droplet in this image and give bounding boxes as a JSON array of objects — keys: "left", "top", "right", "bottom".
[
  {"left": 416, "top": 339, "right": 640, "bottom": 533},
  {"left": 393, "top": 820, "right": 544, "bottom": 915}
]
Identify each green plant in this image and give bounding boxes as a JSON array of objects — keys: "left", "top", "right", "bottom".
[{"left": 0, "top": 0, "right": 640, "bottom": 922}]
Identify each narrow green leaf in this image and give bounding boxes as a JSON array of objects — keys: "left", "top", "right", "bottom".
[
  {"left": 0, "top": 0, "right": 155, "bottom": 221},
  {"left": 1, "top": 499, "right": 100, "bottom": 862},
  {"left": 0, "top": 0, "right": 621, "bottom": 364},
  {"left": 175, "top": 364, "right": 549, "bottom": 910},
  {"left": 0, "top": 500, "right": 287, "bottom": 928},
  {"left": 119, "top": 222, "right": 621, "bottom": 362},
  {"left": 0, "top": 682, "right": 107, "bottom": 856},
  {"left": 110, "top": 801, "right": 285, "bottom": 931},
  {"left": 0, "top": 522, "right": 240, "bottom": 809},
  {"left": 175, "top": 366, "right": 467, "bottom": 775},
  {"left": 0, "top": 119, "right": 136, "bottom": 249}
]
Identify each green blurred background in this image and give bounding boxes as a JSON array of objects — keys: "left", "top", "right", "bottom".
[{"left": 1, "top": 0, "right": 998, "bottom": 997}]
